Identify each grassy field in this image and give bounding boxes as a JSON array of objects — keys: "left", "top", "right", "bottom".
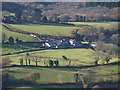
[
  {"left": 3, "top": 64, "right": 119, "bottom": 84},
  {"left": 10, "top": 24, "right": 77, "bottom": 36},
  {"left": 9, "top": 22, "right": 118, "bottom": 36},
  {"left": 5, "top": 49, "right": 118, "bottom": 66},
  {"left": 68, "top": 22, "right": 118, "bottom": 29},
  {"left": 2, "top": 27, "right": 38, "bottom": 42},
  {"left": 2, "top": 27, "right": 39, "bottom": 54},
  {"left": 6, "top": 49, "right": 94, "bottom": 66}
]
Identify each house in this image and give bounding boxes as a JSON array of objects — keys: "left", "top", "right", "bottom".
[
  {"left": 57, "top": 39, "right": 73, "bottom": 48},
  {"left": 44, "top": 40, "right": 60, "bottom": 48},
  {"left": 90, "top": 42, "right": 96, "bottom": 47},
  {"left": 69, "top": 39, "right": 76, "bottom": 46}
]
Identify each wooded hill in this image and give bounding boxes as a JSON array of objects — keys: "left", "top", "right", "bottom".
[{"left": 2, "top": 2, "right": 119, "bottom": 23}]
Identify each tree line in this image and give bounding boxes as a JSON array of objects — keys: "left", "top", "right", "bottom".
[{"left": 2, "top": 2, "right": 119, "bottom": 23}]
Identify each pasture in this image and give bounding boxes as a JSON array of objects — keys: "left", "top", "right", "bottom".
[
  {"left": 6, "top": 49, "right": 118, "bottom": 66},
  {"left": 2, "top": 27, "right": 39, "bottom": 54},
  {"left": 3, "top": 64, "right": 119, "bottom": 84},
  {"left": 2, "top": 27, "right": 38, "bottom": 42},
  {"left": 68, "top": 22, "right": 118, "bottom": 29},
  {"left": 9, "top": 22, "right": 118, "bottom": 37},
  {"left": 10, "top": 24, "right": 77, "bottom": 36}
]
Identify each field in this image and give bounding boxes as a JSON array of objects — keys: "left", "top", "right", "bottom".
[
  {"left": 2, "top": 27, "right": 38, "bottom": 42},
  {"left": 3, "top": 64, "right": 119, "bottom": 85},
  {"left": 68, "top": 22, "right": 118, "bottom": 29},
  {"left": 10, "top": 24, "right": 77, "bottom": 36},
  {"left": 9, "top": 22, "right": 118, "bottom": 36},
  {"left": 5, "top": 49, "right": 118, "bottom": 66},
  {"left": 2, "top": 27, "right": 39, "bottom": 54},
  {"left": 2, "top": 22, "right": 119, "bottom": 88}
]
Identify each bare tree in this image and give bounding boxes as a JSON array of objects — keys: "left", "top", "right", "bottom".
[{"left": 19, "top": 58, "right": 23, "bottom": 66}]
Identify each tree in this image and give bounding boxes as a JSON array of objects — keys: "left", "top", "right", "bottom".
[
  {"left": 73, "top": 72, "right": 79, "bottom": 83},
  {"left": 1, "top": 57, "right": 11, "bottom": 67},
  {"left": 68, "top": 60, "right": 71, "bottom": 66},
  {"left": 19, "top": 58, "right": 23, "bottom": 65},
  {"left": 105, "top": 56, "right": 111, "bottom": 64},
  {"left": 94, "top": 57, "right": 99, "bottom": 65},
  {"left": 28, "top": 59, "right": 31, "bottom": 65},
  {"left": 110, "top": 34, "right": 118, "bottom": 45},
  {"left": 25, "top": 72, "right": 40, "bottom": 83},
  {"left": 70, "top": 28, "right": 83, "bottom": 41},
  {"left": 26, "top": 53, "right": 30, "bottom": 56},
  {"left": 2, "top": 33, "right": 6, "bottom": 43},
  {"left": 59, "top": 14, "right": 70, "bottom": 22},
  {"left": 98, "top": 33, "right": 105, "bottom": 41},
  {"left": 35, "top": 57, "right": 38, "bottom": 66},
  {"left": 15, "top": 10, "right": 22, "bottom": 23},
  {"left": 49, "top": 60, "right": 54, "bottom": 67},
  {"left": 16, "top": 38, "right": 19, "bottom": 44},
  {"left": 8, "top": 36, "right": 14, "bottom": 44},
  {"left": 25, "top": 57, "right": 28, "bottom": 66},
  {"left": 54, "top": 60, "right": 59, "bottom": 67},
  {"left": 41, "top": 16, "right": 48, "bottom": 22}
]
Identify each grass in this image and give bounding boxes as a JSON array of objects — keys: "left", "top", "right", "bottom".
[
  {"left": 3, "top": 64, "right": 119, "bottom": 84},
  {"left": 2, "top": 27, "right": 39, "bottom": 54},
  {"left": 9, "top": 22, "right": 118, "bottom": 36},
  {"left": 6, "top": 49, "right": 94, "bottom": 66},
  {"left": 2, "top": 27, "right": 38, "bottom": 42},
  {"left": 5, "top": 49, "right": 119, "bottom": 66},
  {"left": 68, "top": 22, "right": 118, "bottom": 29},
  {"left": 9, "top": 24, "right": 77, "bottom": 36},
  {"left": 2, "top": 44, "right": 20, "bottom": 54}
]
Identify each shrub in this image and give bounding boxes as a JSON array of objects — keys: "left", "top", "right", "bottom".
[
  {"left": 1, "top": 57, "right": 12, "bottom": 67},
  {"left": 24, "top": 72, "right": 40, "bottom": 83}
]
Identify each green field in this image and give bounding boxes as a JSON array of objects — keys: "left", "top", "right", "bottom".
[
  {"left": 2, "top": 48, "right": 119, "bottom": 87},
  {"left": 3, "top": 64, "right": 119, "bottom": 84},
  {"left": 9, "top": 22, "right": 118, "bottom": 36},
  {"left": 68, "top": 22, "right": 118, "bottom": 29},
  {"left": 5, "top": 49, "right": 118, "bottom": 66},
  {"left": 2, "top": 27, "right": 39, "bottom": 54},
  {"left": 10, "top": 24, "right": 77, "bottom": 36},
  {"left": 2, "top": 27, "right": 38, "bottom": 42}
]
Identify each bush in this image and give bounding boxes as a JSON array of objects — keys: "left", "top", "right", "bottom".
[
  {"left": 1, "top": 57, "right": 12, "bottom": 67},
  {"left": 24, "top": 72, "right": 40, "bottom": 83}
]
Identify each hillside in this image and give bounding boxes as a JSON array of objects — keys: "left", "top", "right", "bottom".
[
  {"left": 2, "top": 2, "right": 119, "bottom": 23},
  {"left": 1, "top": 2, "right": 119, "bottom": 89}
]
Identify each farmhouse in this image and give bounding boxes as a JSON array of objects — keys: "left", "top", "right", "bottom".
[
  {"left": 43, "top": 38, "right": 95, "bottom": 49},
  {"left": 90, "top": 42, "right": 96, "bottom": 47}
]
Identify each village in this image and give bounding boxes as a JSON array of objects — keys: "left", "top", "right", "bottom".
[{"left": 19, "top": 34, "right": 96, "bottom": 49}]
